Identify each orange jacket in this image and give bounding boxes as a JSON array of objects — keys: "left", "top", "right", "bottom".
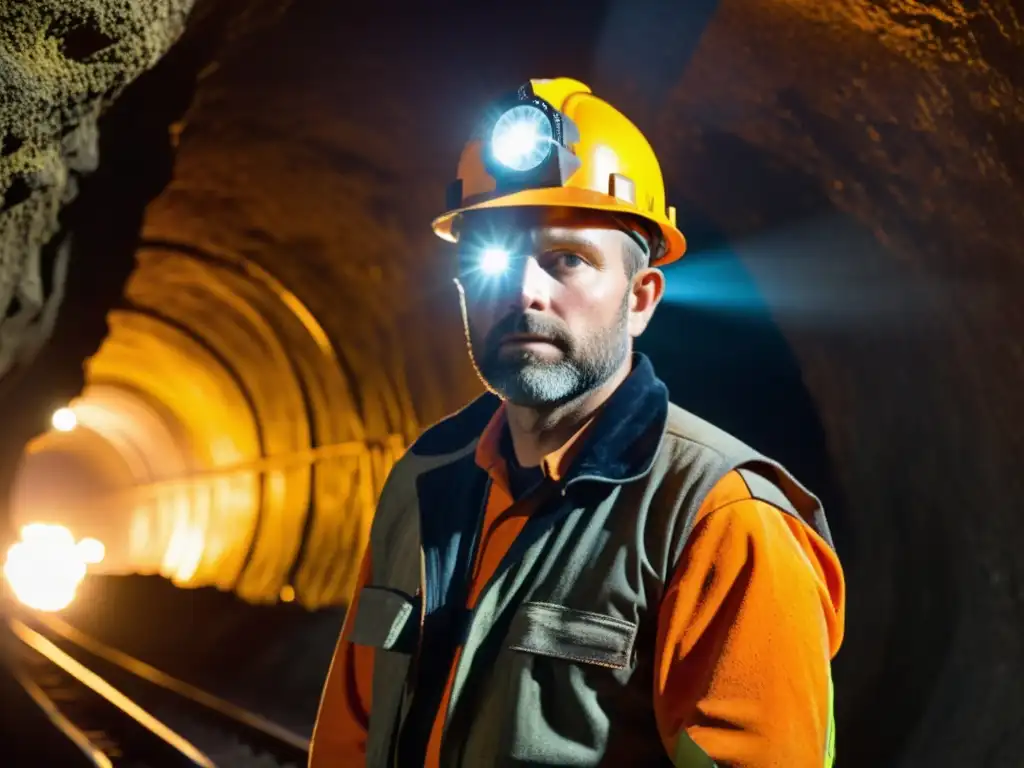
[{"left": 311, "top": 405, "right": 845, "bottom": 767}]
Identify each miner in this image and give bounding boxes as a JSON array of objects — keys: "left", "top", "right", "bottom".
[{"left": 311, "top": 77, "right": 845, "bottom": 768}]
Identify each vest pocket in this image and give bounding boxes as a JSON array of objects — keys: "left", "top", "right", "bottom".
[
  {"left": 349, "top": 586, "right": 418, "bottom": 653},
  {"left": 506, "top": 601, "right": 638, "bottom": 670}
]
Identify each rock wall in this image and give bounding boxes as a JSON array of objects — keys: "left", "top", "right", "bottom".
[{"left": 0, "top": 0, "right": 196, "bottom": 376}]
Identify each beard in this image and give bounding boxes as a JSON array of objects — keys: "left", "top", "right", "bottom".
[{"left": 461, "top": 291, "right": 631, "bottom": 409}]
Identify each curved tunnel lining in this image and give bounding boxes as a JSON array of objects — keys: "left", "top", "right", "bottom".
[{"left": 9, "top": 238, "right": 413, "bottom": 608}]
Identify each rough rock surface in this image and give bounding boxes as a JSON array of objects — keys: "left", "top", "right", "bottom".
[
  {"left": 1, "top": 0, "right": 1023, "bottom": 765},
  {"left": 0, "top": 0, "right": 195, "bottom": 376}
]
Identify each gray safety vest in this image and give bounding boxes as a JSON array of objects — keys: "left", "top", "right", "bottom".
[{"left": 349, "top": 358, "right": 835, "bottom": 767}]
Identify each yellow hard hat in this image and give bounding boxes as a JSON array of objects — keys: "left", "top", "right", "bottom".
[{"left": 432, "top": 77, "right": 686, "bottom": 266}]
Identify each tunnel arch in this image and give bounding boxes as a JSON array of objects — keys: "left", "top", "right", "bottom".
[{"left": 9, "top": 238, "right": 409, "bottom": 609}]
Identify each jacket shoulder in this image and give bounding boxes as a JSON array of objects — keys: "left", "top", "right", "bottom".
[
  {"left": 658, "top": 402, "right": 833, "bottom": 547},
  {"left": 661, "top": 402, "right": 762, "bottom": 465}
]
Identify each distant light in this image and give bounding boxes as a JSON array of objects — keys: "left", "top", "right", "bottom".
[
  {"left": 76, "top": 538, "right": 105, "bottom": 565},
  {"left": 279, "top": 584, "right": 296, "bottom": 603},
  {"left": 479, "top": 247, "right": 511, "bottom": 276},
  {"left": 491, "top": 105, "right": 552, "bottom": 172},
  {"left": 4, "top": 523, "right": 87, "bottom": 612},
  {"left": 21, "top": 523, "right": 75, "bottom": 548},
  {"left": 51, "top": 407, "right": 77, "bottom": 432}
]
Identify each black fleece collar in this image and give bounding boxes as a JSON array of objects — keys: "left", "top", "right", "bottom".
[
  {"left": 413, "top": 353, "right": 670, "bottom": 487},
  {"left": 561, "top": 353, "right": 669, "bottom": 486}
]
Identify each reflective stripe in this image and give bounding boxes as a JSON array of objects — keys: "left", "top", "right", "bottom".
[
  {"left": 670, "top": 667, "right": 835, "bottom": 768},
  {"left": 673, "top": 731, "right": 717, "bottom": 768},
  {"left": 825, "top": 669, "right": 836, "bottom": 768}
]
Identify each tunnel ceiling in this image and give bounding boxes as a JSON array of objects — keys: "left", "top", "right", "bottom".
[{"left": 1, "top": 1, "right": 1023, "bottom": 765}]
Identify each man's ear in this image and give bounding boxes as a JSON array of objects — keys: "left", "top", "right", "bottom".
[{"left": 627, "top": 267, "right": 665, "bottom": 337}]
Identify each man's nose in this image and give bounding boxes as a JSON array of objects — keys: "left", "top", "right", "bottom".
[{"left": 511, "top": 255, "right": 551, "bottom": 311}]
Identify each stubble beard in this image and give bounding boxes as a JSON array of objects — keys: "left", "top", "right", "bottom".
[{"left": 462, "top": 292, "right": 632, "bottom": 410}]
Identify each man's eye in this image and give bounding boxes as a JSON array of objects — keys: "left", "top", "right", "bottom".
[{"left": 552, "top": 252, "right": 585, "bottom": 270}]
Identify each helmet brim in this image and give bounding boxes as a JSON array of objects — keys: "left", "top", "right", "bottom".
[{"left": 431, "top": 186, "right": 687, "bottom": 267}]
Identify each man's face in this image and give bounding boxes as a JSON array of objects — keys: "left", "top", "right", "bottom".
[{"left": 455, "top": 208, "right": 658, "bottom": 408}]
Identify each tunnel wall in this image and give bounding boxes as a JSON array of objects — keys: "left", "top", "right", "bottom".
[
  {"left": 10, "top": 238, "right": 411, "bottom": 609},
  {"left": 0, "top": 0, "right": 197, "bottom": 380},
  {"left": 107, "top": 239, "right": 410, "bottom": 608},
  {"left": 3, "top": 0, "right": 422, "bottom": 614}
]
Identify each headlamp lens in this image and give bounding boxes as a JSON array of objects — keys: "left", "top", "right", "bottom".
[
  {"left": 479, "top": 247, "right": 511, "bottom": 276},
  {"left": 490, "top": 105, "right": 553, "bottom": 172}
]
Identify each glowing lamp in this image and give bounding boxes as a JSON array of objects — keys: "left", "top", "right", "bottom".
[
  {"left": 76, "top": 537, "right": 106, "bottom": 565},
  {"left": 51, "top": 407, "right": 77, "bottom": 432},
  {"left": 490, "top": 105, "right": 554, "bottom": 172},
  {"left": 479, "top": 247, "right": 511, "bottom": 276}
]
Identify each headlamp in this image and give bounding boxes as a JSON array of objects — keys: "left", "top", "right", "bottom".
[
  {"left": 475, "top": 84, "right": 581, "bottom": 192},
  {"left": 490, "top": 105, "right": 554, "bottom": 172},
  {"left": 444, "top": 83, "right": 584, "bottom": 212},
  {"left": 457, "top": 233, "right": 522, "bottom": 284},
  {"left": 478, "top": 247, "right": 511, "bottom": 276}
]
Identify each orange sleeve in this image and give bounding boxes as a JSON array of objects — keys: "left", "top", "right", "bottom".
[
  {"left": 309, "top": 548, "right": 377, "bottom": 767},
  {"left": 653, "top": 471, "right": 846, "bottom": 767}
]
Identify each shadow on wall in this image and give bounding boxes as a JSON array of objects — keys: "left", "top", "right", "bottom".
[
  {"left": 636, "top": 211, "right": 858, "bottom": 755},
  {"left": 641, "top": 186, "right": 959, "bottom": 764},
  {"left": 636, "top": 215, "right": 849, "bottom": 550}
]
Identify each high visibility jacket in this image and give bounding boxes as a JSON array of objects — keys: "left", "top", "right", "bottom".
[{"left": 311, "top": 353, "right": 845, "bottom": 767}]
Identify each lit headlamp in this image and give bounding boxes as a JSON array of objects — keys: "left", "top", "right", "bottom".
[
  {"left": 478, "top": 247, "right": 511, "bottom": 276},
  {"left": 457, "top": 240, "right": 516, "bottom": 282},
  {"left": 446, "top": 83, "right": 582, "bottom": 210},
  {"left": 489, "top": 105, "right": 554, "bottom": 173}
]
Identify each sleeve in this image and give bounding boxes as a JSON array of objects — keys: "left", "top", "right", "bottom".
[
  {"left": 653, "top": 471, "right": 846, "bottom": 768},
  {"left": 309, "top": 548, "right": 377, "bottom": 767}
]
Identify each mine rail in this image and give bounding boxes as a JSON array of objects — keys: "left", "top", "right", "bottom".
[{"left": 8, "top": 612, "right": 309, "bottom": 767}]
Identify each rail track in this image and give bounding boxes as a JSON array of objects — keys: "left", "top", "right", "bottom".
[{"left": 7, "top": 612, "right": 310, "bottom": 768}]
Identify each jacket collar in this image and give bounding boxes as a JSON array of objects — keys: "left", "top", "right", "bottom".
[
  {"left": 412, "top": 352, "right": 669, "bottom": 487},
  {"left": 561, "top": 352, "right": 669, "bottom": 486}
]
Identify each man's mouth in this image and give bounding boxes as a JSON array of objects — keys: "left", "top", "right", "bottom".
[{"left": 500, "top": 334, "right": 558, "bottom": 347}]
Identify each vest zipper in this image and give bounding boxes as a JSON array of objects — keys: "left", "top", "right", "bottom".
[
  {"left": 406, "top": 473, "right": 492, "bottom": 767},
  {"left": 466, "top": 477, "right": 492, "bottom": 584},
  {"left": 436, "top": 477, "right": 491, "bottom": 763},
  {"left": 411, "top": 544, "right": 426, "bottom": 678}
]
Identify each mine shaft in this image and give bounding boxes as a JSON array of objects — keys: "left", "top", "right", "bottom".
[{"left": 1, "top": 1, "right": 1022, "bottom": 766}]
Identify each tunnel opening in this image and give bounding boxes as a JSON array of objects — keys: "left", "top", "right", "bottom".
[
  {"left": 6, "top": 237, "right": 407, "bottom": 611},
  {"left": 1, "top": 5, "right": 426, "bottom": 745}
]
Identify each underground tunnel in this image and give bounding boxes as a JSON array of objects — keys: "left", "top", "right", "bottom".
[{"left": 1, "top": 0, "right": 1023, "bottom": 765}]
